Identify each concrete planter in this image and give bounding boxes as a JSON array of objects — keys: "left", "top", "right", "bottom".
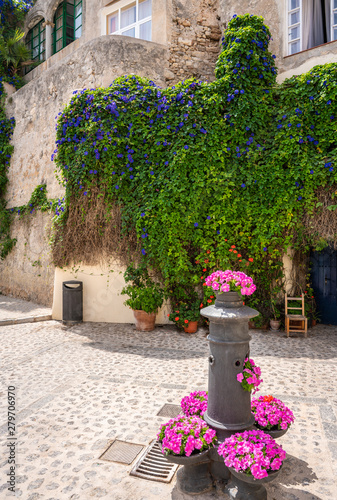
[
  {"left": 254, "top": 426, "right": 288, "bottom": 439},
  {"left": 165, "top": 449, "right": 213, "bottom": 495},
  {"left": 226, "top": 466, "right": 281, "bottom": 500}
]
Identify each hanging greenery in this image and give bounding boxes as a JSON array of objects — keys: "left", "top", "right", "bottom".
[{"left": 52, "top": 14, "right": 337, "bottom": 318}]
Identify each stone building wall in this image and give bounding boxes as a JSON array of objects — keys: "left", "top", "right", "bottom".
[
  {"left": 0, "top": 212, "right": 54, "bottom": 306},
  {"left": 167, "top": 0, "right": 222, "bottom": 83}
]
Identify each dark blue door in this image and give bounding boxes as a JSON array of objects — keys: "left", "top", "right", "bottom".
[{"left": 310, "top": 247, "right": 337, "bottom": 325}]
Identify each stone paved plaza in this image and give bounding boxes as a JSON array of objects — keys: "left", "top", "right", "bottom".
[{"left": 0, "top": 299, "right": 336, "bottom": 499}]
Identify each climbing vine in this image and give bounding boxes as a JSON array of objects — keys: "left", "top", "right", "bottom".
[{"left": 52, "top": 14, "right": 337, "bottom": 318}]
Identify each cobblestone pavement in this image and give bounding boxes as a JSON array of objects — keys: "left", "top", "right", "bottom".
[
  {"left": 0, "top": 295, "right": 51, "bottom": 324},
  {"left": 0, "top": 318, "right": 336, "bottom": 500}
]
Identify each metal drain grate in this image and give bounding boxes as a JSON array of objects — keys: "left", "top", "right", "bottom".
[
  {"left": 130, "top": 440, "right": 178, "bottom": 483},
  {"left": 99, "top": 440, "right": 144, "bottom": 464},
  {"left": 157, "top": 404, "right": 182, "bottom": 418}
]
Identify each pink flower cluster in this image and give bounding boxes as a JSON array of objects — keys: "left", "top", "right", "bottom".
[
  {"left": 205, "top": 270, "right": 256, "bottom": 296},
  {"left": 251, "top": 395, "right": 295, "bottom": 430},
  {"left": 181, "top": 391, "right": 208, "bottom": 418},
  {"left": 237, "top": 358, "right": 262, "bottom": 394},
  {"left": 218, "top": 429, "right": 286, "bottom": 480},
  {"left": 157, "top": 415, "right": 217, "bottom": 457}
]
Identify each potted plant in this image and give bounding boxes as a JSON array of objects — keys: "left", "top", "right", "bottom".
[
  {"left": 121, "top": 264, "right": 164, "bottom": 331},
  {"left": 251, "top": 395, "right": 295, "bottom": 438},
  {"left": 270, "top": 283, "right": 282, "bottom": 331},
  {"left": 180, "top": 391, "right": 208, "bottom": 418},
  {"left": 205, "top": 270, "right": 257, "bottom": 296},
  {"left": 168, "top": 298, "right": 201, "bottom": 333},
  {"left": 157, "top": 414, "right": 217, "bottom": 494},
  {"left": 237, "top": 358, "right": 263, "bottom": 394},
  {"left": 218, "top": 429, "right": 286, "bottom": 497}
]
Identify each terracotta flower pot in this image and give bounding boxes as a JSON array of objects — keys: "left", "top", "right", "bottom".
[
  {"left": 184, "top": 321, "right": 198, "bottom": 333},
  {"left": 270, "top": 319, "right": 281, "bottom": 331},
  {"left": 312, "top": 319, "right": 317, "bottom": 327},
  {"left": 133, "top": 310, "right": 156, "bottom": 331}
]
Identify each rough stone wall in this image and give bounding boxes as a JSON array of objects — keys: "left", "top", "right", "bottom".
[
  {"left": 0, "top": 212, "right": 54, "bottom": 306},
  {"left": 167, "top": 0, "right": 222, "bottom": 83}
]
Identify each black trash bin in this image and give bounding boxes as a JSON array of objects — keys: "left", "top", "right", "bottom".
[{"left": 62, "top": 281, "right": 83, "bottom": 324}]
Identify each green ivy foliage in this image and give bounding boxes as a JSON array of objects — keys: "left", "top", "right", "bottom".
[{"left": 53, "top": 14, "right": 337, "bottom": 314}]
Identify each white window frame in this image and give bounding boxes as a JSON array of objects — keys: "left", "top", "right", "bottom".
[
  {"left": 101, "top": 0, "right": 152, "bottom": 41},
  {"left": 287, "top": 0, "right": 337, "bottom": 56},
  {"left": 287, "top": 0, "right": 302, "bottom": 55},
  {"left": 332, "top": 0, "right": 337, "bottom": 41}
]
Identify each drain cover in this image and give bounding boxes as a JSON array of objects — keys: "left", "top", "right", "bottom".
[
  {"left": 157, "top": 404, "right": 181, "bottom": 418},
  {"left": 130, "top": 440, "right": 178, "bottom": 482},
  {"left": 99, "top": 440, "right": 144, "bottom": 464}
]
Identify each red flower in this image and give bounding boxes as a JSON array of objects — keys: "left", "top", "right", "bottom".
[
  {"left": 237, "top": 254, "right": 242, "bottom": 258},
  {"left": 210, "top": 295, "right": 214, "bottom": 299},
  {"left": 175, "top": 316, "right": 179, "bottom": 321},
  {"left": 201, "top": 276, "right": 204, "bottom": 280},
  {"left": 229, "top": 249, "right": 233, "bottom": 252},
  {"left": 202, "top": 283, "right": 207, "bottom": 286},
  {"left": 195, "top": 260, "right": 200, "bottom": 264},
  {"left": 239, "top": 259, "right": 242, "bottom": 262},
  {"left": 200, "top": 303, "right": 203, "bottom": 308},
  {"left": 206, "top": 250, "right": 211, "bottom": 254},
  {"left": 167, "top": 314, "right": 170, "bottom": 317},
  {"left": 207, "top": 299, "right": 212, "bottom": 303},
  {"left": 184, "top": 319, "right": 189, "bottom": 324},
  {"left": 248, "top": 258, "right": 254, "bottom": 262},
  {"left": 176, "top": 310, "right": 179, "bottom": 313},
  {"left": 233, "top": 250, "right": 237, "bottom": 254},
  {"left": 203, "top": 268, "right": 207, "bottom": 272},
  {"left": 231, "top": 245, "right": 236, "bottom": 248},
  {"left": 204, "top": 259, "right": 209, "bottom": 263},
  {"left": 225, "top": 239, "right": 227, "bottom": 241}
]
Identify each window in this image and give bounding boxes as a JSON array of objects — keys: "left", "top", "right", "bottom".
[
  {"left": 107, "top": 0, "right": 152, "bottom": 41},
  {"left": 26, "top": 20, "right": 46, "bottom": 62},
  {"left": 53, "top": 0, "right": 82, "bottom": 54},
  {"left": 288, "top": 0, "right": 337, "bottom": 55}
]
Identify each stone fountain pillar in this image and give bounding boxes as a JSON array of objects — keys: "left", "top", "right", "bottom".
[{"left": 200, "top": 291, "right": 259, "bottom": 484}]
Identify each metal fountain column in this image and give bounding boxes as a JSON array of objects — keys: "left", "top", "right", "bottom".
[{"left": 201, "top": 291, "right": 259, "bottom": 481}]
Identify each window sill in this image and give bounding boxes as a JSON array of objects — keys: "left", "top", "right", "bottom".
[{"left": 285, "top": 39, "right": 337, "bottom": 58}]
